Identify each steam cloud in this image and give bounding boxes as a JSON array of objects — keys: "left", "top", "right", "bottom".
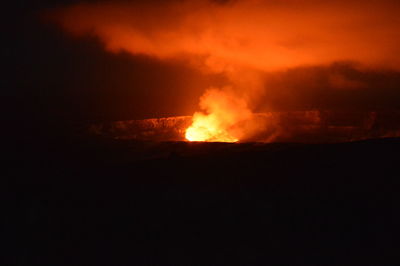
[
  {"left": 49, "top": 0, "right": 400, "bottom": 141},
  {"left": 51, "top": 0, "right": 400, "bottom": 71}
]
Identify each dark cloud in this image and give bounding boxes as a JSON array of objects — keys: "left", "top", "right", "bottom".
[{"left": 260, "top": 62, "right": 400, "bottom": 112}]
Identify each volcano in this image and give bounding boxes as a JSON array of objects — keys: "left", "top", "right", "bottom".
[
  {"left": 88, "top": 111, "right": 400, "bottom": 143},
  {"left": 6, "top": 1, "right": 400, "bottom": 265}
]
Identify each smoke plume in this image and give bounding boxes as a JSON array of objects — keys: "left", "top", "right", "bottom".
[{"left": 48, "top": 0, "right": 400, "bottom": 141}]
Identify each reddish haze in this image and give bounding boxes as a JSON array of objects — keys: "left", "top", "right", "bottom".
[
  {"left": 52, "top": 0, "right": 400, "bottom": 71},
  {"left": 50, "top": 0, "right": 400, "bottom": 142}
]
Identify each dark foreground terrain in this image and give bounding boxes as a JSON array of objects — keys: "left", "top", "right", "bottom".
[{"left": 3, "top": 136, "right": 400, "bottom": 265}]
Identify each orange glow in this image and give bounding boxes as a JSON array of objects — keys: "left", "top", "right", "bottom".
[
  {"left": 185, "top": 88, "right": 251, "bottom": 142},
  {"left": 49, "top": 0, "right": 400, "bottom": 142},
  {"left": 49, "top": 1, "right": 400, "bottom": 72},
  {"left": 185, "top": 114, "right": 238, "bottom": 142}
]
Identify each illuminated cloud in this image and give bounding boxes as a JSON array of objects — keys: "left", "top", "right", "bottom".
[
  {"left": 50, "top": 0, "right": 400, "bottom": 72},
  {"left": 48, "top": 0, "right": 400, "bottom": 141}
]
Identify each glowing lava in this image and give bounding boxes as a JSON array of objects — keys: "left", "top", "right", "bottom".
[
  {"left": 185, "top": 88, "right": 252, "bottom": 142},
  {"left": 185, "top": 113, "right": 239, "bottom": 142}
]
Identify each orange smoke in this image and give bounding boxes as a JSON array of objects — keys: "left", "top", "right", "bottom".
[
  {"left": 48, "top": 0, "right": 400, "bottom": 142},
  {"left": 49, "top": 0, "right": 400, "bottom": 72},
  {"left": 185, "top": 88, "right": 252, "bottom": 142}
]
